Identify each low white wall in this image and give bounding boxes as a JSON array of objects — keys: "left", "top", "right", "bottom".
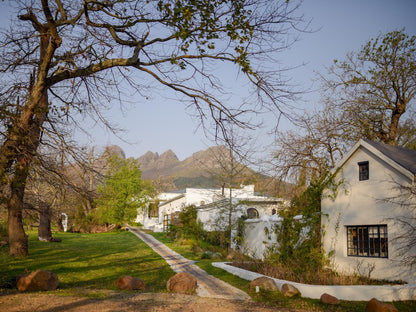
[
  {"left": 242, "top": 217, "right": 281, "bottom": 259},
  {"left": 212, "top": 262, "right": 416, "bottom": 301}
]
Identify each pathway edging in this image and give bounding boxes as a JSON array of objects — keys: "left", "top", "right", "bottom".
[{"left": 127, "top": 226, "right": 251, "bottom": 301}]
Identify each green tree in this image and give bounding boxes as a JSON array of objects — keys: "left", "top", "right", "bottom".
[
  {"left": 95, "top": 155, "right": 154, "bottom": 225},
  {"left": 322, "top": 29, "right": 416, "bottom": 147},
  {"left": 0, "top": 0, "right": 306, "bottom": 256}
]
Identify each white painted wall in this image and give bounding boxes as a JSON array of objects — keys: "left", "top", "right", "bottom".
[
  {"left": 241, "top": 216, "right": 281, "bottom": 259},
  {"left": 213, "top": 262, "right": 416, "bottom": 301},
  {"left": 322, "top": 145, "right": 416, "bottom": 283}
]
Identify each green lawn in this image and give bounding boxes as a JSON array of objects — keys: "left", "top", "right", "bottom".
[
  {"left": 1, "top": 230, "right": 414, "bottom": 312},
  {"left": 0, "top": 230, "right": 175, "bottom": 293}
]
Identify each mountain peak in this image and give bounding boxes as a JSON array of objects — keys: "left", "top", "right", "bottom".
[
  {"left": 103, "top": 145, "right": 126, "bottom": 159},
  {"left": 160, "top": 149, "right": 178, "bottom": 161}
]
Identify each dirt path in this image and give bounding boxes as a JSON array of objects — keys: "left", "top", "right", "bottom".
[
  {"left": 127, "top": 226, "right": 251, "bottom": 301},
  {"left": 0, "top": 292, "right": 303, "bottom": 312}
]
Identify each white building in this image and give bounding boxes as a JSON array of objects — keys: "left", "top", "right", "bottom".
[
  {"left": 321, "top": 139, "right": 416, "bottom": 283},
  {"left": 136, "top": 185, "right": 287, "bottom": 233}
]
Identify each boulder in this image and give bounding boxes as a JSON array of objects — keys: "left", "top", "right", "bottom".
[
  {"left": 225, "top": 251, "right": 238, "bottom": 260},
  {"left": 365, "top": 298, "right": 398, "bottom": 312},
  {"left": 17, "top": 270, "right": 58, "bottom": 291},
  {"left": 167, "top": 272, "right": 197, "bottom": 294},
  {"left": 116, "top": 276, "right": 146, "bottom": 291},
  {"left": 249, "top": 277, "right": 278, "bottom": 291},
  {"left": 280, "top": 283, "right": 301, "bottom": 297},
  {"left": 320, "top": 293, "right": 339, "bottom": 304}
]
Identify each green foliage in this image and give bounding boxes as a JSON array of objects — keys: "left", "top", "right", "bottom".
[
  {"left": 179, "top": 205, "right": 204, "bottom": 238},
  {"left": 157, "top": 0, "right": 254, "bottom": 71},
  {"left": 167, "top": 205, "right": 204, "bottom": 240},
  {"left": 166, "top": 205, "right": 229, "bottom": 252},
  {"left": 70, "top": 206, "right": 100, "bottom": 233},
  {"left": 330, "top": 29, "right": 416, "bottom": 146},
  {"left": 233, "top": 215, "right": 248, "bottom": 251},
  {"left": 270, "top": 172, "right": 340, "bottom": 274},
  {"left": 95, "top": 155, "right": 154, "bottom": 225}
]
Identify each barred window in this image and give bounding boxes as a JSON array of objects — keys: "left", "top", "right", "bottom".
[
  {"left": 347, "top": 225, "right": 388, "bottom": 258},
  {"left": 358, "top": 161, "right": 369, "bottom": 181}
]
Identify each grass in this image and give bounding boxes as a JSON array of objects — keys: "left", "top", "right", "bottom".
[
  {"left": 0, "top": 230, "right": 175, "bottom": 294},
  {"left": 1, "top": 229, "right": 414, "bottom": 311},
  {"left": 147, "top": 231, "right": 416, "bottom": 312}
]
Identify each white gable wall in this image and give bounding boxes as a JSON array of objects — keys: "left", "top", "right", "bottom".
[{"left": 322, "top": 145, "right": 416, "bottom": 283}]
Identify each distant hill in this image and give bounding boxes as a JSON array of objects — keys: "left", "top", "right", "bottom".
[{"left": 136, "top": 146, "right": 294, "bottom": 198}]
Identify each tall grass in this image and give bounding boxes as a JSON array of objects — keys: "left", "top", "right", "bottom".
[{"left": 0, "top": 230, "right": 174, "bottom": 292}]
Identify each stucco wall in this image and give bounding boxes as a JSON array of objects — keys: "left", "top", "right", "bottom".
[
  {"left": 322, "top": 145, "right": 416, "bottom": 283},
  {"left": 242, "top": 217, "right": 280, "bottom": 259}
]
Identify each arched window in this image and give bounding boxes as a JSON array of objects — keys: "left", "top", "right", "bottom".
[
  {"left": 272, "top": 208, "right": 277, "bottom": 215},
  {"left": 247, "top": 208, "right": 259, "bottom": 219}
]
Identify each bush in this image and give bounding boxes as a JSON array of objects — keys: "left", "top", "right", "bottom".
[
  {"left": 267, "top": 173, "right": 340, "bottom": 276},
  {"left": 167, "top": 205, "right": 204, "bottom": 240},
  {"left": 166, "top": 205, "right": 228, "bottom": 254}
]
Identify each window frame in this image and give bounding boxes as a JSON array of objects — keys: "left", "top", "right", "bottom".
[
  {"left": 247, "top": 208, "right": 259, "bottom": 219},
  {"left": 346, "top": 225, "right": 388, "bottom": 258},
  {"left": 358, "top": 161, "right": 369, "bottom": 181}
]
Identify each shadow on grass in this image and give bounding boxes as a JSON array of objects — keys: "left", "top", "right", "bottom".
[{"left": 0, "top": 231, "right": 175, "bottom": 292}]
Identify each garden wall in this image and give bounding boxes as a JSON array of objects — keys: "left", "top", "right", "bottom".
[{"left": 213, "top": 262, "right": 416, "bottom": 301}]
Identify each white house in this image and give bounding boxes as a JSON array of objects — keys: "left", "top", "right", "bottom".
[
  {"left": 321, "top": 139, "right": 416, "bottom": 284},
  {"left": 136, "top": 185, "right": 287, "bottom": 233},
  {"left": 196, "top": 196, "right": 285, "bottom": 231}
]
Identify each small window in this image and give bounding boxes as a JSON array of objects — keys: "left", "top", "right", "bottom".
[
  {"left": 347, "top": 225, "right": 388, "bottom": 258},
  {"left": 148, "top": 202, "right": 159, "bottom": 218},
  {"left": 247, "top": 208, "right": 259, "bottom": 219},
  {"left": 358, "top": 161, "right": 369, "bottom": 181},
  {"left": 271, "top": 208, "right": 277, "bottom": 215}
]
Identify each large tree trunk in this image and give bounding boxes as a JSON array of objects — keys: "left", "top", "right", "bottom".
[
  {"left": 38, "top": 203, "right": 52, "bottom": 242},
  {"left": 8, "top": 191, "right": 28, "bottom": 256},
  {"left": 0, "top": 21, "right": 59, "bottom": 255},
  {"left": 1, "top": 87, "right": 50, "bottom": 256}
]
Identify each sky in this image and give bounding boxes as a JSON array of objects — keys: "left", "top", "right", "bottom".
[{"left": 0, "top": 0, "right": 415, "bottom": 161}]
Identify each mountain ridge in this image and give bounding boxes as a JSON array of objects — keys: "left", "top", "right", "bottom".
[{"left": 135, "top": 146, "right": 294, "bottom": 198}]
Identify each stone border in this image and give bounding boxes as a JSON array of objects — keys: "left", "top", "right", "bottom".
[{"left": 212, "top": 262, "right": 416, "bottom": 301}]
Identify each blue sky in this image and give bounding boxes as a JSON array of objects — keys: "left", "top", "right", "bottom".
[{"left": 1, "top": 1, "right": 415, "bottom": 160}]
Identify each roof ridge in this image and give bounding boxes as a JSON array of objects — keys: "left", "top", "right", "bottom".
[{"left": 362, "top": 139, "right": 416, "bottom": 175}]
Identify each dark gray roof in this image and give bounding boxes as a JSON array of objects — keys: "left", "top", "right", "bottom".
[{"left": 364, "top": 139, "right": 416, "bottom": 174}]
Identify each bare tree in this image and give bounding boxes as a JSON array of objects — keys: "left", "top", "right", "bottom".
[
  {"left": 383, "top": 180, "right": 416, "bottom": 268},
  {"left": 273, "top": 30, "right": 416, "bottom": 189},
  {"left": 197, "top": 130, "right": 256, "bottom": 251},
  {"left": 272, "top": 108, "right": 346, "bottom": 186},
  {"left": 0, "top": 0, "right": 306, "bottom": 256}
]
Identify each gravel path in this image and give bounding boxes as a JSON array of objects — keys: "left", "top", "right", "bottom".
[{"left": 127, "top": 226, "right": 252, "bottom": 301}]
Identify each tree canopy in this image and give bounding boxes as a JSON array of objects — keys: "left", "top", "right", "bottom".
[
  {"left": 0, "top": 0, "right": 305, "bottom": 256},
  {"left": 95, "top": 155, "right": 153, "bottom": 224},
  {"left": 322, "top": 29, "right": 416, "bottom": 147}
]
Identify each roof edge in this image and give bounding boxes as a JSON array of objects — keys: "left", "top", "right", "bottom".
[{"left": 333, "top": 139, "right": 414, "bottom": 181}]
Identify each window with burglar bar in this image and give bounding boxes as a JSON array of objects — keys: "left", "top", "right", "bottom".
[
  {"left": 347, "top": 225, "right": 388, "bottom": 258},
  {"left": 358, "top": 161, "right": 369, "bottom": 181}
]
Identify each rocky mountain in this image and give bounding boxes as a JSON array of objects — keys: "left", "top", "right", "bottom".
[{"left": 136, "top": 146, "right": 294, "bottom": 198}]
